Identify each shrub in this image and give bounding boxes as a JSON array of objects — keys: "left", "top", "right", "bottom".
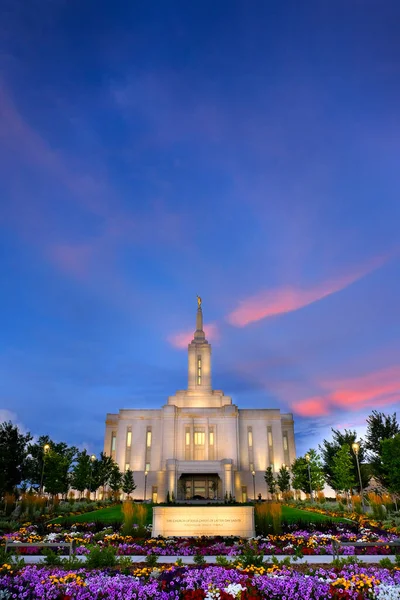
[
  {"left": 193, "top": 551, "right": 206, "bottom": 566},
  {"left": 0, "top": 520, "right": 19, "bottom": 534},
  {"left": 145, "top": 553, "right": 159, "bottom": 567},
  {"left": 378, "top": 557, "right": 394, "bottom": 570},
  {"left": 254, "top": 502, "right": 282, "bottom": 535},
  {"left": 86, "top": 546, "right": 117, "bottom": 569},
  {"left": 121, "top": 500, "right": 134, "bottom": 536},
  {"left": 237, "top": 546, "right": 264, "bottom": 568},
  {"left": 41, "top": 549, "right": 62, "bottom": 566},
  {"left": 216, "top": 555, "right": 231, "bottom": 567}
]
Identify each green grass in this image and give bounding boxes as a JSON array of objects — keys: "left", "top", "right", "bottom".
[
  {"left": 52, "top": 504, "right": 151, "bottom": 525},
  {"left": 53, "top": 503, "right": 346, "bottom": 526},
  {"left": 281, "top": 505, "right": 346, "bottom": 523}
]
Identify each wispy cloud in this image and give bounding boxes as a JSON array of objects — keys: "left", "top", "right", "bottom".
[
  {"left": 291, "top": 397, "right": 330, "bottom": 417},
  {"left": 227, "top": 254, "right": 390, "bottom": 327},
  {"left": 168, "top": 323, "right": 219, "bottom": 349},
  {"left": 291, "top": 365, "right": 400, "bottom": 417}
]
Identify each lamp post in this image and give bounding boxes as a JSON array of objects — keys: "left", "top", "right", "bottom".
[
  {"left": 88, "top": 454, "right": 96, "bottom": 500},
  {"left": 144, "top": 470, "right": 148, "bottom": 502},
  {"left": 305, "top": 453, "right": 313, "bottom": 502},
  {"left": 352, "top": 442, "right": 365, "bottom": 511},
  {"left": 251, "top": 470, "right": 256, "bottom": 501},
  {"left": 40, "top": 444, "right": 50, "bottom": 495}
]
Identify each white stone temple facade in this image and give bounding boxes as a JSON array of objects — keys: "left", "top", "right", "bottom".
[{"left": 104, "top": 301, "right": 296, "bottom": 502}]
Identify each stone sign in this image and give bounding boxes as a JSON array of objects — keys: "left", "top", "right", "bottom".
[{"left": 152, "top": 506, "right": 255, "bottom": 537}]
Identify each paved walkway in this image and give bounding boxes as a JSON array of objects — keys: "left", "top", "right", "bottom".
[{"left": 19, "top": 554, "right": 398, "bottom": 565}]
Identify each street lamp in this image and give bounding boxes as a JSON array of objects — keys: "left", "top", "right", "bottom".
[
  {"left": 40, "top": 444, "right": 50, "bottom": 495},
  {"left": 305, "top": 453, "right": 313, "bottom": 503},
  {"left": 144, "top": 470, "right": 148, "bottom": 502},
  {"left": 88, "top": 454, "right": 96, "bottom": 500},
  {"left": 251, "top": 470, "right": 256, "bottom": 501},
  {"left": 352, "top": 442, "right": 365, "bottom": 511}
]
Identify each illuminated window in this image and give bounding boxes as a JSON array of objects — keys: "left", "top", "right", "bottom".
[
  {"left": 283, "top": 434, "right": 288, "bottom": 451},
  {"left": 268, "top": 431, "right": 273, "bottom": 446},
  {"left": 146, "top": 430, "right": 152, "bottom": 448},
  {"left": 197, "top": 356, "right": 202, "bottom": 385},
  {"left": 111, "top": 432, "right": 116, "bottom": 452},
  {"left": 248, "top": 430, "right": 253, "bottom": 447},
  {"left": 209, "top": 427, "right": 215, "bottom": 460},
  {"left": 145, "top": 462, "right": 150, "bottom": 472},
  {"left": 194, "top": 431, "right": 205, "bottom": 445},
  {"left": 185, "top": 426, "right": 191, "bottom": 460},
  {"left": 126, "top": 430, "right": 132, "bottom": 448},
  {"left": 194, "top": 427, "right": 205, "bottom": 460},
  {"left": 125, "top": 463, "right": 130, "bottom": 471}
]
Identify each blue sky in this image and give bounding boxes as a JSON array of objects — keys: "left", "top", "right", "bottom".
[{"left": 0, "top": 0, "right": 399, "bottom": 455}]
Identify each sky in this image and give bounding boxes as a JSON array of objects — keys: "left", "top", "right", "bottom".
[{"left": 0, "top": 0, "right": 399, "bottom": 456}]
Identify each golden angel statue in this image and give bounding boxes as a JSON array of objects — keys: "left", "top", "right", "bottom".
[{"left": 197, "top": 295, "right": 202, "bottom": 308}]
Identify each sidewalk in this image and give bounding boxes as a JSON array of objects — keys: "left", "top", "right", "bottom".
[{"left": 19, "top": 554, "right": 398, "bottom": 565}]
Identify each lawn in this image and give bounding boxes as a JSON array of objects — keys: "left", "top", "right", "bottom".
[{"left": 53, "top": 503, "right": 347, "bottom": 526}]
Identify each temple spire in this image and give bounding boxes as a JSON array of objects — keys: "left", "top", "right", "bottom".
[{"left": 194, "top": 295, "right": 205, "bottom": 341}]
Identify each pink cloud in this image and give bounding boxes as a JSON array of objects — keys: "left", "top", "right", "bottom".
[
  {"left": 291, "top": 365, "right": 400, "bottom": 417},
  {"left": 227, "top": 255, "right": 390, "bottom": 327},
  {"left": 168, "top": 323, "right": 219, "bottom": 349},
  {"left": 291, "top": 397, "right": 330, "bottom": 417},
  {"left": 326, "top": 366, "right": 400, "bottom": 410}
]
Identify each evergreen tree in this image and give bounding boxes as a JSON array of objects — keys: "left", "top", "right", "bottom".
[
  {"left": 109, "top": 463, "right": 123, "bottom": 500},
  {"left": 264, "top": 466, "right": 276, "bottom": 497},
  {"left": 277, "top": 465, "right": 291, "bottom": 494},
  {"left": 0, "top": 422, "right": 32, "bottom": 497},
  {"left": 71, "top": 451, "right": 91, "bottom": 498},
  {"left": 331, "top": 444, "right": 357, "bottom": 496},
  {"left": 96, "top": 452, "right": 115, "bottom": 495},
  {"left": 122, "top": 469, "right": 136, "bottom": 497}
]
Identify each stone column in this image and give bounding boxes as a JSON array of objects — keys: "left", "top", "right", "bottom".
[
  {"left": 166, "top": 459, "right": 177, "bottom": 501},
  {"left": 223, "top": 460, "right": 233, "bottom": 497}
]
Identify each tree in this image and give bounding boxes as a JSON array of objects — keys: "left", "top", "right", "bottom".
[
  {"left": 264, "top": 467, "right": 277, "bottom": 497},
  {"left": 0, "top": 422, "right": 32, "bottom": 497},
  {"left": 291, "top": 457, "right": 309, "bottom": 494},
  {"left": 122, "top": 469, "right": 136, "bottom": 497},
  {"left": 365, "top": 411, "right": 399, "bottom": 486},
  {"left": 26, "top": 436, "right": 77, "bottom": 495},
  {"left": 331, "top": 444, "right": 357, "bottom": 497},
  {"left": 381, "top": 434, "right": 400, "bottom": 496},
  {"left": 44, "top": 449, "right": 75, "bottom": 497},
  {"left": 71, "top": 451, "right": 91, "bottom": 499},
  {"left": 291, "top": 449, "right": 325, "bottom": 496},
  {"left": 109, "top": 464, "right": 123, "bottom": 500},
  {"left": 96, "top": 452, "right": 115, "bottom": 495},
  {"left": 320, "top": 429, "right": 369, "bottom": 491},
  {"left": 365, "top": 411, "right": 399, "bottom": 455},
  {"left": 277, "top": 465, "right": 291, "bottom": 494}
]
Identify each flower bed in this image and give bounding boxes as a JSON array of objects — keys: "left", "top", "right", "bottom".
[
  {"left": 1, "top": 564, "right": 400, "bottom": 599},
  {"left": 3, "top": 523, "right": 400, "bottom": 557}
]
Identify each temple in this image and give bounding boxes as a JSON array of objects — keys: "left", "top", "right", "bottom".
[{"left": 104, "top": 301, "right": 296, "bottom": 501}]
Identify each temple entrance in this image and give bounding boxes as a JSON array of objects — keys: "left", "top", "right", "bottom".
[{"left": 178, "top": 474, "right": 221, "bottom": 501}]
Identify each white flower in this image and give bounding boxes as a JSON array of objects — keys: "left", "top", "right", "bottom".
[
  {"left": 223, "top": 583, "right": 246, "bottom": 598},
  {"left": 374, "top": 584, "right": 400, "bottom": 600}
]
